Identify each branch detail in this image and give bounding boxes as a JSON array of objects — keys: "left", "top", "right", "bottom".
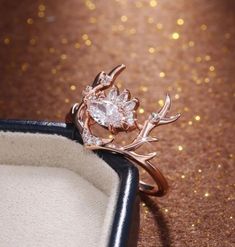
[{"left": 68, "top": 65, "right": 180, "bottom": 194}]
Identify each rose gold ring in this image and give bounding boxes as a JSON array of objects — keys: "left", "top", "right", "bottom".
[{"left": 66, "top": 64, "right": 180, "bottom": 197}]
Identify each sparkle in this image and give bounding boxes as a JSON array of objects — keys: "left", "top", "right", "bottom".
[
  {"left": 195, "top": 56, "right": 202, "bottom": 62},
  {"left": 178, "top": 145, "right": 183, "bottom": 151},
  {"left": 147, "top": 17, "right": 154, "bottom": 24},
  {"left": 148, "top": 47, "right": 155, "bottom": 54},
  {"left": 70, "top": 85, "right": 76, "bottom": 91},
  {"left": 85, "top": 40, "right": 92, "bottom": 46},
  {"left": 164, "top": 208, "right": 169, "bottom": 213},
  {"left": 117, "top": 82, "right": 122, "bottom": 88},
  {"left": 172, "top": 32, "right": 180, "bottom": 40},
  {"left": 29, "top": 38, "right": 36, "bottom": 45},
  {"left": 27, "top": 18, "right": 34, "bottom": 25},
  {"left": 74, "top": 42, "right": 81, "bottom": 49},
  {"left": 205, "top": 55, "right": 211, "bottom": 61},
  {"left": 85, "top": 0, "right": 96, "bottom": 10},
  {"left": 139, "top": 108, "right": 144, "bottom": 114},
  {"left": 188, "top": 121, "right": 193, "bottom": 125},
  {"left": 198, "top": 169, "right": 202, "bottom": 173},
  {"left": 181, "top": 174, "right": 185, "bottom": 178},
  {"left": 204, "top": 192, "right": 210, "bottom": 197},
  {"left": 204, "top": 78, "right": 210, "bottom": 83},
  {"left": 38, "top": 11, "right": 45, "bottom": 18},
  {"left": 188, "top": 41, "right": 195, "bottom": 47},
  {"left": 38, "top": 4, "right": 46, "bottom": 11},
  {"left": 21, "top": 63, "right": 29, "bottom": 72},
  {"left": 156, "top": 23, "right": 163, "bottom": 30},
  {"left": 60, "top": 54, "right": 67, "bottom": 60},
  {"left": 177, "top": 18, "right": 184, "bottom": 25},
  {"left": 118, "top": 24, "right": 124, "bottom": 31},
  {"left": 158, "top": 99, "right": 164, "bottom": 107},
  {"left": 121, "top": 140, "right": 126, "bottom": 145},
  {"left": 195, "top": 115, "right": 201, "bottom": 121},
  {"left": 3, "top": 37, "right": 10, "bottom": 45},
  {"left": 200, "top": 24, "right": 207, "bottom": 31},
  {"left": 140, "top": 86, "right": 148, "bottom": 92},
  {"left": 175, "top": 94, "right": 180, "bottom": 99},
  {"left": 195, "top": 78, "right": 203, "bottom": 84},
  {"left": 121, "top": 15, "right": 128, "bottom": 22},
  {"left": 159, "top": 72, "right": 165, "bottom": 78},
  {"left": 64, "top": 98, "right": 70, "bottom": 103},
  {"left": 149, "top": 0, "right": 157, "bottom": 7},
  {"left": 209, "top": 66, "right": 215, "bottom": 71},
  {"left": 82, "top": 34, "right": 89, "bottom": 40},
  {"left": 49, "top": 47, "right": 55, "bottom": 53}
]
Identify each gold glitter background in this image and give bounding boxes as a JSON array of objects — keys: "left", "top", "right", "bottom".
[{"left": 0, "top": 0, "right": 234, "bottom": 246}]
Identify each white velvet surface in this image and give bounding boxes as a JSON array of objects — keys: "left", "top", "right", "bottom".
[{"left": 0, "top": 131, "right": 120, "bottom": 247}]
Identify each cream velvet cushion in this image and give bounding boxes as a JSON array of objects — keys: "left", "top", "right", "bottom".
[{"left": 0, "top": 131, "right": 120, "bottom": 247}]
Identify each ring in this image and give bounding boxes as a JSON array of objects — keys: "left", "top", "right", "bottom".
[{"left": 66, "top": 64, "right": 180, "bottom": 197}]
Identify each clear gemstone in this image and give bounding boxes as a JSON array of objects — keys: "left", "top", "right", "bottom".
[
  {"left": 82, "top": 129, "right": 102, "bottom": 146},
  {"left": 100, "top": 74, "right": 112, "bottom": 86},
  {"left": 86, "top": 87, "right": 137, "bottom": 129},
  {"left": 123, "top": 100, "right": 137, "bottom": 111},
  {"left": 117, "top": 90, "right": 129, "bottom": 103},
  {"left": 88, "top": 100, "right": 123, "bottom": 127},
  {"left": 151, "top": 112, "right": 160, "bottom": 120},
  {"left": 82, "top": 86, "right": 92, "bottom": 96},
  {"left": 125, "top": 112, "right": 135, "bottom": 125},
  {"left": 107, "top": 86, "right": 118, "bottom": 101}
]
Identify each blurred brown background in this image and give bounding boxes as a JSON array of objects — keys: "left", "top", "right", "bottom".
[{"left": 0, "top": 0, "right": 234, "bottom": 246}]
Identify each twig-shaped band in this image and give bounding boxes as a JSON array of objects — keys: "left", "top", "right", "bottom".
[{"left": 67, "top": 65, "right": 180, "bottom": 197}]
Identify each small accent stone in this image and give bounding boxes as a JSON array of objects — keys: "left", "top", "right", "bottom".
[
  {"left": 82, "top": 129, "right": 102, "bottom": 146},
  {"left": 100, "top": 74, "right": 112, "bottom": 86},
  {"left": 86, "top": 87, "right": 137, "bottom": 130},
  {"left": 124, "top": 100, "right": 137, "bottom": 111},
  {"left": 107, "top": 86, "right": 118, "bottom": 101},
  {"left": 151, "top": 112, "right": 160, "bottom": 120},
  {"left": 117, "top": 89, "right": 129, "bottom": 102}
]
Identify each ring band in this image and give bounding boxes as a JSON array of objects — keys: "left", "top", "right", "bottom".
[
  {"left": 138, "top": 161, "right": 168, "bottom": 196},
  {"left": 66, "top": 64, "right": 179, "bottom": 197},
  {"left": 85, "top": 144, "right": 169, "bottom": 197}
]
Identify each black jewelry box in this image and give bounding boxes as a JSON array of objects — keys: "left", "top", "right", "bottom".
[{"left": 0, "top": 120, "right": 139, "bottom": 247}]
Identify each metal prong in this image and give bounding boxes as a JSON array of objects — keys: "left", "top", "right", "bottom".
[
  {"left": 108, "top": 64, "right": 126, "bottom": 83},
  {"left": 158, "top": 94, "right": 171, "bottom": 118}
]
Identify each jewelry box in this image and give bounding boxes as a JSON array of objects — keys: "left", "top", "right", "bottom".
[{"left": 0, "top": 120, "right": 139, "bottom": 247}]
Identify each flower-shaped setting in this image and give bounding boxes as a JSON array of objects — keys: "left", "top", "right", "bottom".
[
  {"left": 87, "top": 86, "right": 139, "bottom": 132},
  {"left": 68, "top": 64, "right": 180, "bottom": 197}
]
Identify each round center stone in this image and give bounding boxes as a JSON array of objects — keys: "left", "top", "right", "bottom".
[{"left": 88, "top": 100, "right": 123, "bottom": 127}]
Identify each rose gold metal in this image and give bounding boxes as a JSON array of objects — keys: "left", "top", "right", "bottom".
[{"left": 67, "top": 64, "right": 180, "bottom": 197}]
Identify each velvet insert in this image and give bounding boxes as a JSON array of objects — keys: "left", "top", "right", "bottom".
[{"left": 0, "top": 131, "right": 120, "bottom": 247}]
